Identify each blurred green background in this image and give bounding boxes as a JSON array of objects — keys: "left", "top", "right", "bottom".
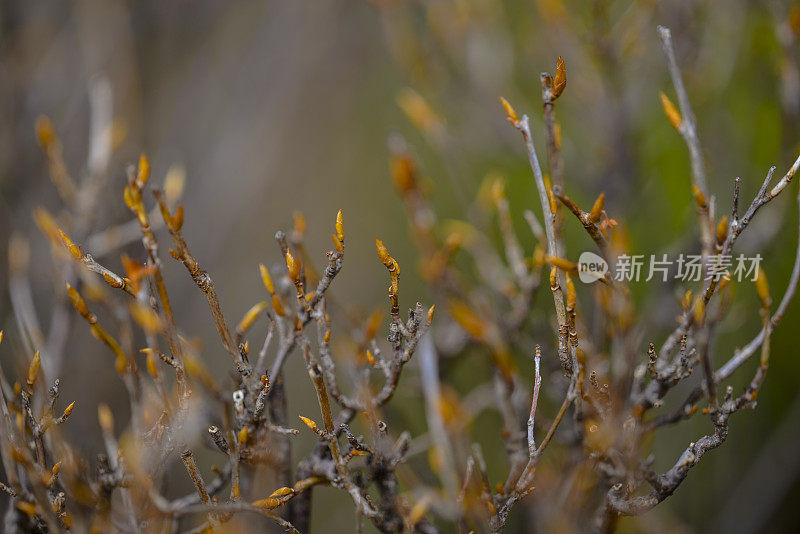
[{"left": 1, "top": 0, "right": 800, "bottom": 532}]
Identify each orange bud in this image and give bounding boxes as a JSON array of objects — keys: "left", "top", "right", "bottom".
[
  {"left": 544, "top": 176, "right": 558, "bottom": 214},
  {"left": 292, "top": 211, "right": 307, "bottom": 239},
  {"left": 238, "top": 426, "right": 249, "bottom": 444},
  {"left": 63, "top": 401, "right": 75, "bottom": 418},
  {"left": 285, "top": 251, "right": 301, "bottom": 282},
  {"left": 390, "top": 153, "right": 417, "bottom": 193},
  {"left": 136, "top": 154, "right": 150, "bottom": 186},
  {"left": 16, "top": 502, "right": 37, "bottom": 517},
  {"left": 27, "top": 351, "right": 41, "bottom": 390},
  {"left": 65, "top": 283, "right": 90, "bottom": 318},
  {"left": 259, "top": 264, "right": 275, "bottom": 294},
  {"left": 691, "top": 185, "right": 708, "bottom": 209},
  {"left": 335, "top": 209, "right": 344, "bottom": 246},
  {"left": 681, "top": 290, "right": 692, "bottom": 311},
  {"left": 33, "top": 207, "right": 59, "bottom": 242},
  {"left": 375, "top": 238, "right": 390, "bottom": 265},
  {"left": 716, "top": 215, "right": 729, "bottom": 245},
  {"left": 499, "top": 97, "right": 519, "bottom": 124},
  {"left": 130, "top": 303, "right": 163, "bottom": 333},
  {"left": 268, "top": 487, "right": 294, "bottom": 499},
  {"left": 755, "top": 267, "right": 771, "bottom": 308},
  {"left": 97, "top": 404, "right": 114, "bottom": 433},
  {"left": 299, "top": 416, "right": 318, "bottom": 433},
  {"left": 449, "top": 300, "right": 486, "bottom": 340},
  {"left": 552, "top": 56, "right": 567, "bottom": 99},
  {"left": 332, "top": 234, "right": 343, "bottom": 253},
  {"left": 427, "top": 305, "right": 435, "bottom": 324},
  {"left": 271, "top": 294, "right": 286, "bottom": 316},
  {"left": 145, "top": 351, "right": 159, "bottom": 378},
  {"left": 659, "top": 91, "right": 682, "bottom": 130},
  {"left": 237, "top": 301, "right": 267, "bottom": 333},
  {"left": 589, "top": 193, "right": 605, "bottom": 223},
  {"left": 397, "top": 88, "right": 441, "bottom": 135},
  {"left": 115, "top": 354, "right": 127, "bottom": 375},
  {"left": 565, "top": 274, "right": 576, "bottom": 311},
  {"left": 57, "top": 228, "right": 83, "bottom": 261},
  {"left": 253, "top": 498, "right": 280, "bottom": 509},
  {"left": 545, "top": 255, "right": 577, "bottom": 272},
  {"left": 692, "top": 296, "right": 705, "bottom": 325},
  {"left": 35, "top": 116, "right": 56, "bottom": 149},
  {"left": 172, "top": 205, "right": 184, "bottom": 231}
]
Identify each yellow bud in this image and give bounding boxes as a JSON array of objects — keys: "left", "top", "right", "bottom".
[
  {"left": 335, "top": 209, "right": 344, "bottom": 246},
  {"left": 299, "top": 416, "right": 318, "bottom": 433},
  {"left": 271, "top": 294, "right": 286, "bottom": 316},
  {"left": 145, "top": 352, "right": 159, "bottom": 378},
  {"left": 57, "top": 228, "right": 83, "bottom": 261},
  {"left": 35, "top": 116, "right": 56, "bottom": 149},
  {"left": 396, "top": 88, "right": 441, "bottom": 135},
  {"left": 172, "top": 205, "right": 184, "bottom": 231},
  {"left": 259, "top": 264, "right": 275, "bottom": 294},
  {"left": 390, "top": 153, "right": 418, "bottom": 194},
  {"left": 51, "top": 460, "right": 63, "bottom": 477},
  {"left": 589, "top": 193, "right": 605, "bottom": 223},
  {"left": 659, "top": 91, "right": 682, "bottom": 130},
  {"left": 692, "top": 296, "right": 705, "bottom": 325},
  {"left": 716, "top": 215, "right": 729, "bottom": 245},
  {"left": 499, "top": 97, "right": 519, "bottom": 124},
  {"left": 546, "top": 255, "right": 577, "bottom": 272},
  {"left": 566, "top": 274, "right": 576, "bottom": 311},
  {"left": 97, "top": 404, "right": 114, "bottom": 432},
  {"left": 27, "top": 351, "right": 41, "bottom": 390},
  {"left": 285, "top": 251, "right": 301, "bottom": 282},
  {"left": 755, "top": 267, "right": 771, "bottom": 308},
  {"left": 365, "top": 350, "right": 376, "bottom": 366},
  {"left": 449, "top": 300, "right": 486, "bottom": 340},
  {"left": 238, "top": 426, "right": 249, "bottom": 444},
  {"left": 164, "top": 164, "right": 186, "bottom": 204},
  {"left": 491, "top": 177, "right": 506, "bottom": 204},
  {"left": 692, "top": 185, "right": 708, "bottom": 209},
  {"left": 545, "top": 177, "right": 559, "bottom": 215},
  {"left": 16, "top": 502, "right": 37, "bottom": 517},
  {"left": 292, "top": 211, "right": 307, "bottom": 238},
  {"left": 427, "top": 305, "right": 435, "bottom": 324},
  {"left": 65, "top": 282, "right": 90, "bottom": 318},
  {"left": 681, "top": 290, "right": 692, "bottom": 311},
  {"left": 130, "top": 303, "right": 163, "bottom": 333},
  {"left": 332, "top": 233, "right": 343, "bottom": 253},
  {"left": 268, "top": 487, "right": 294, "bottom": 499},
  {"left": 552, "top": 56, "right": 567, "bottom": 99},
  {"left": 115, "top": 354, "right": 127, "bottom": 375},
  {"left": 252, "top": 498, "right": 280, "bottom": 509},
  {"left": 136, "top": 154, "right": 150, "bottom": 186},
  {"left": 375, "top": 238, "right": 390, "bottom": 265},
  {"left": 237, "top": 301, "right": 267, "bottom": 333},
  {"left": 63, "top": 401, "right": 75, "bottom": 418}
]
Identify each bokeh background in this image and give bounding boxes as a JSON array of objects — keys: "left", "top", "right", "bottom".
[{"left": 1, "top": 0, "right": 799, "bottom": 532}]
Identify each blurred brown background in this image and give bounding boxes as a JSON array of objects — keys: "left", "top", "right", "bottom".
[{"left": 2, "top": 0, "right": 800, "bottom": 532}]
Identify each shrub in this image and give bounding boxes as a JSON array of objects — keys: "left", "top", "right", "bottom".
[{"left": 1, "top": 25, "right": 798, "bottom": 534}]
